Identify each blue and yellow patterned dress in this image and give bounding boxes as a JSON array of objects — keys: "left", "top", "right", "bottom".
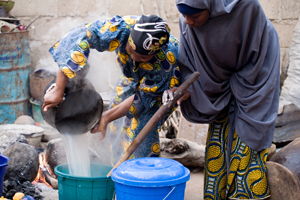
[
  {"left": 49, "top": 15, "right": 180, "bottom": 163},
  {"left": 204, "top": 115, "right": 270, "bottom": 200}
]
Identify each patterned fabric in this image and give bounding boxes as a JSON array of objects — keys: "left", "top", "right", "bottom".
[
  {"left": 49, "top": 15, "right": 180, "bottom": 162},
  {"left": 130, "top": 15, "right": 170, "bottom": 55},
  {"left": 109, "top": 71, "right": 179, "bottom": 164},
  {"left": 204, "top": 116, "right": 270, "bottom": 200}
]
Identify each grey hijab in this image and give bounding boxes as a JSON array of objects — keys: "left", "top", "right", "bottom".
[{"left": 176, "top": 0, "right": 280, "bottom": 151}]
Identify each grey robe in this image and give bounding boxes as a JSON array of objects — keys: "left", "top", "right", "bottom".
[{"left": 176, "top": 0, "right": 280, "bottom": 151}]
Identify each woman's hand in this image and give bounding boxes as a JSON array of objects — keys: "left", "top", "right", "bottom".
[
  {"left": 162, "top": 87, "right": 191, "bottom": 105},
  {"left": 42, "top": 70, "right": 68, "bottom": 112},
  {"left": 90, "top": 95, "right": 134, "bottom": 140},
  {"left": 90, "top": 112, "right": 108, "bottom": 140},
  {"left": 42, "top": 84, "right": 65, "bottom": 112}
]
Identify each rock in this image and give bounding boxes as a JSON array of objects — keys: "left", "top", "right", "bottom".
[
  {"left": 160, "top": 138, "right": 205, "bottom": 167},
  {"left": 35, "top": 183, "right": 58, "bottom": 200},
  {"left": 44, "top": 138, "right": 67, "bottom": 175},
  {"left": 279, "top": 18, "right": 300, "bottom": 109},
  {"left": 0, "top": 131, "right": 28, "bottom": 153},
  {"left": 44, "top": 138, "right": 103, "bottom": 175},
  {"left": 267, "top": 143, "right": 277, "bottom": 161},
  {"left": 267, "top": 161, "right": 300, "bottom": 200},
  {"left": 14, "top": 115, "right": 36, "bottom": 125},
  {"left": 270, "top": 137, "right": 300, "bottom": 181},
  {"left": 3, "top": 142, "right": 39, "bottom": 182},
  {"left": 274, "top": 104, "right": 300, "bottom": 144}
]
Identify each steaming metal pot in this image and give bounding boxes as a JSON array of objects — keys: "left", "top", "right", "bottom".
[{"left": 40, "top": 78, "right": 103, "bottom": 135}]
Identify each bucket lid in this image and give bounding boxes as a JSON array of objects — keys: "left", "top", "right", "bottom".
[{"left": 111, "top": 157, "right": 190, "bottom": 187}]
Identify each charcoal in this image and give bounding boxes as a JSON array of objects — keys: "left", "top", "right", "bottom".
[{"left": 2, "top": 180, "right": 44, "bottom": 200}]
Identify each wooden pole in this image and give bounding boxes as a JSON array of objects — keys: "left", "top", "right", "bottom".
[{"left": 107, "top": 72, "right": 200, "bottom": 177}]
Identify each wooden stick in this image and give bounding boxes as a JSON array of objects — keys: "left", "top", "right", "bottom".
[{"left": 107, "top": 72, "right": 200, "bottom": 177}]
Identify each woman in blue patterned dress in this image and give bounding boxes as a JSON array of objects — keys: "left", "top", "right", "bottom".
[{"left": 42, "top": 15, "right": 180, "bottom": 161}]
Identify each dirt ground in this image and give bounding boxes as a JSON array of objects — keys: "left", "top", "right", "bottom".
[
  {"left": 185, "top": 168, "right": 204, "bottom": 200},
  {"left": 40, "top": 168, "right": 204, "bottom": 200}
]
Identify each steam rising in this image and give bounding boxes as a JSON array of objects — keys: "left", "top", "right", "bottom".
[{"left": 53, "top": 56, "right": 123, "bottom": 173}]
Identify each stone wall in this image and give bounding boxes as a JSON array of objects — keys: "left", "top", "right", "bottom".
[{"left": 9, "top": 0, "right": 299, "bottom": 93}]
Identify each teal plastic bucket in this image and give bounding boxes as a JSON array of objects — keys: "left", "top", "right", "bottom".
[
  {"left": 0, "top": 154, "right": 10, "bottom": 197},
  {"left": 0, "top": 31, "right": 31, "bottom": 124},
  {"left": 55, "top": 164, "right": 115, "bottom": 200},
  {"left": 111, "top": 157, "right": 190, "bottom": 200},
  {"left": 29, "top": 98, "right": 44, "bottom": 122}
]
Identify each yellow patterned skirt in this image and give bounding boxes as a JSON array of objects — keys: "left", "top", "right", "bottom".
[{"left": 204, "top": 116, "right": 270, "bottom": 200}]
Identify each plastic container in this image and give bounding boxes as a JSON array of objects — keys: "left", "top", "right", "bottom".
[
  {"left": 111, "top": 157, "right": 190, "bottom": 200},
  {"left": 0, "top": 154, "right": 10, "bottom": 197},
  {"left": 55, "top": 163, "right": 115, "bottom": 200},
  {"left": 29, "top": 98, "right": 43, "bottom": 122}
]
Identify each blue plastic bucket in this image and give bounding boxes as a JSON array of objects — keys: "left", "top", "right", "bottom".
[
  {"left": 0, "top": 31, "right": 31, "bottom": 124},
  {"left": 0, "top": 154, "right": 10, "bottom": 197},
  {"left": 111, "top": 157, "right": 190, "bottom": 200},
  {"left": 55, "top": 163, "right": 115, "bottom": 200}
]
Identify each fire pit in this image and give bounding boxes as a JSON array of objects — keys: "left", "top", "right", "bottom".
[{"left": 33, "top": 152, "right": 58, "bottom": 189}]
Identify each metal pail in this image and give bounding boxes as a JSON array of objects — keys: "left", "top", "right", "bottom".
[{"left": 0, "top": 31, "right": 31, "bottom": 124}]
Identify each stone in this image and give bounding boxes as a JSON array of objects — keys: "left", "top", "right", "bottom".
[
  {"left": 267, "top": 143, "right": 277, "bottom": 161},
  {"left": 3, "top": 142, "right": 39, "bottom": 182},
  {"left": 14, "top": 115, "right": 36, "bottom": 125},
  {"left": 267, "top": 161, "right": 300, "bottom": 200},
  {"left": 0, "top": 131, "right": 28, "bottom": 153},
  {"left": 270, "top": 137, "right": 300, "bottom": 181},
  {"left": 280, "top": 18, "right": 300, "bottom": 106},
  {"left": 44, "top": 138, "right": 67, "bottom": 175},
  {"left": 274, "top": 103, "right": 300, "bottom": 144},
  {"left": 160, "top": 137, "right": 205, "bottom": 167},
  {"left": 44, "top": 137, "right": 104, "bottom": 174}
]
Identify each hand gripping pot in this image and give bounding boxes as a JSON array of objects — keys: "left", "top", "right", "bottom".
[{"left": 41, "top": 78, "right": 103, "bottom": 135}]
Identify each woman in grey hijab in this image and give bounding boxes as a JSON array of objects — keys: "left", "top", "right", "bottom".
[{"left": 163, "top": 0, "right": 280, "bottom": 199}]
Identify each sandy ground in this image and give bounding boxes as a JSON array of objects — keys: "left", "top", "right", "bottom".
[
  {"left": 185, "top": 168, "right": 204, "bottom": 200},
  {"left": 39, "top": 168, "right": 204, "bottom": 200}
]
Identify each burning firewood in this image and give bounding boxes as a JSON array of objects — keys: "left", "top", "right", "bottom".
[{"left": 33, "top": 152, "right": 58, "bottom": 189}]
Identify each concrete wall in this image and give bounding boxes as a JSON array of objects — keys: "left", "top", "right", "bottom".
[{"left": 9, "top": 0, "right": 300, "bottom": 93}]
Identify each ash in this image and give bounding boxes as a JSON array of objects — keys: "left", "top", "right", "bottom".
[{"left": 2, "top": 180, "right": 44, "bottom": 200}]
